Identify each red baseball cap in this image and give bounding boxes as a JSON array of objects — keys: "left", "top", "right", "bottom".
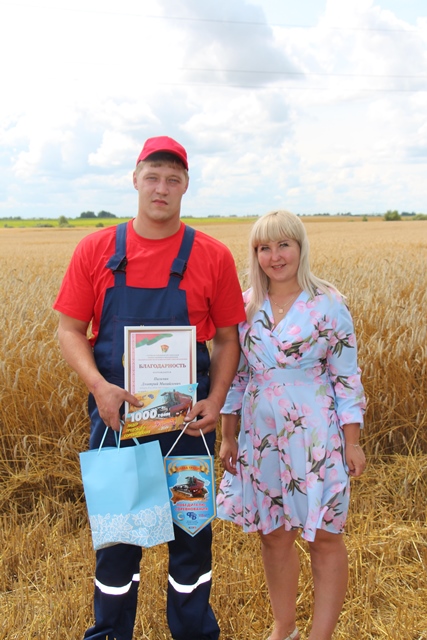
[{"left": 136, "top": 136, "right": 188, "bottom": 170}]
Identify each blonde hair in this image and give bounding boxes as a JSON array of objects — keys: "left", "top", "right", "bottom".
[{"left": 245, "top": 210, "right": 341, "bottom": 323}]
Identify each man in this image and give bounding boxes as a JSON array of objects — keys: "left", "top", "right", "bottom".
[{"left": 53, "top": 136, "right": 246, "bottom": 640}]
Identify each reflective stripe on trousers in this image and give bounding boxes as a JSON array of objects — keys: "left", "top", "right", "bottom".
[{"left": 95, "top": 574, "right": 140, "bottom": 596}]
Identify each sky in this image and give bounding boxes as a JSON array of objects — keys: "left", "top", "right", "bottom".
[{"left": 0, "top": 0, "right": 426, "bottom": 219}]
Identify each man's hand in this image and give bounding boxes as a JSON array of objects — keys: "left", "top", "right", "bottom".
[
  {"left": 57, "top": 313, "right": 142, "bottom": 431},
  {"left": 91, "top": 378, "right": 142, "bottom": 431},
  {"left": 183, "top": 398, "right": 221, "bottom": 436}
]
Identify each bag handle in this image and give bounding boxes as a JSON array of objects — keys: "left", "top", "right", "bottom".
[
  {"left": 165, "top": 421, "right": 211, "bottom": 458},
  {"left": 97, "top": 425, "right": 139, "bottom": 455}
]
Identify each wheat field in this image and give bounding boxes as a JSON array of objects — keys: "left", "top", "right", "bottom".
[{"left": 0, "top": 218, "right": 426, "bottom": 639}]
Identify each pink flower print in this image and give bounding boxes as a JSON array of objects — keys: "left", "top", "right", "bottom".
[
  {"left": 283, "top": 503, "right": 292, "bottom": 516},
  {"left": 299, "top": 480, "right": 307, "bottom": 493},
  {"left": 310, "top": 310, "right": 322, "bottom": 320},
  {"left": 302, "top": 403, "right": 313, "bottom": 416},
  {"left": 277, "top": 434, "right": 288, "bottom": 448},
  {"left": 282, "top": 453, "right": 291, "bottom": 465},
  {"left": 262, "top": 495, "right": 272, "bottom": 509},
  {"left": 299, "top": 342, "right": 311, "bottom": 354},
  {"left": 246, "top": 511, "right": 256, "bottom": 524},
  {"left": 331, "top": 317, "right": 337, "bottom": 329},
  {"left": 270, "top": 487, "right": 282, "bottom": 498},
  {"left": 234, "top": 494, "right": 243, "bottom": 508},
  {"left": 222, "top": 497, "right": 235, "bottom": 514},
  {"left": 235, "top": 515, "right": 245, "bottom": 526},
  {"left": 264, "top": 384, "right": 284, "bottom": 401},
  {"left": 295, "top": 301, "right": 307, "bottom": 312},
  {"left": 331, "top": 482, "right": 346, "bottom": 494},
  {"left": 265, "top": 416, "right": 276, "bottom": 430},
  {"left": 330, "top": 433, "right": 341, "bottom": 449},
  {"left": 319, "top": 465, "right": 326, "bottom": 480},
  {"left": 334, "top": 383, "right": 348, "bottom": 398},
  {"left": 278, "top": 397, "right": 292, "bottom": 410},
  {"left": 289, "top": 409, "right": 299, "bottom": 421},
  {"left": 252, "top": 467, "right": 262, "bottom": 480},
  {"left": 252, "top": 433, "right": 262, "bottom": 447},
  {"left": 275, "top": 351, "right": 287, "bottom": 365},
  {"left": 332, "top": 514, "right": 346, "bottom": 531},
  {"left": 282, "top": 341, "right": 293, "bottom": 350},
  {"left": 291, "top": 468, "right": 299, "bottom": 480},
  {"left": 330, "top": 450, "right": 343, "bottom": 465},
  {"left": 288, "top": 324, "right": 301, "bottom": 336},
  {"left": 283, "top": 420, "right": 294, "bottom": 433},
  {"left": 270, "top": 504, "right": 282, "bottom": 519},
  {"left": 290, "top": 516, "right": 301, "bottom": 527},
  {"left": 258, "top": 482, "right": 269, "bottom": 492},
  {"left": 253, "top": 449, "right": 261, "bottom": 461},
  {"left": 306, "top": 472, "right": 318, "bottom": 489},
  {"left": 311, "top": 330, "right": 319, "bottom": 341},
  {"left": 320, "top": 407, "right": 329, "bottom": 421},
  {"left": 329, "top": 468, "right": 338, "bottom": 482},
  {"left": 281, "top": 469, "right": 292, "bottom": 484},
  {"left": 329, "top": 335, "right": 338, "bottom": 347},
  {"left": 340, "top": 411, "right": 356, "bottom": 425},
  {"left": 247, "top": 523, "right": 258, "bottom": 532},
  {"left": 241, "top": 468, "right": 250, "bottom": 483},
  {"left": 312, "top": 446, "right": 324, "bottom": 461},
  {"left": 216, "top": 492, "right": 225, "bottom": 505}
]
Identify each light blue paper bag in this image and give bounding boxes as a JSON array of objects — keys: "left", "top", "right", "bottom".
[{"left": 80, "top": 430, "right": 174, "bottom": 550}]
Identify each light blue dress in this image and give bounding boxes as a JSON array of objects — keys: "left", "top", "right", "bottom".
[{"left": 217, "top": 288, "right": 366, "bottom": 542}]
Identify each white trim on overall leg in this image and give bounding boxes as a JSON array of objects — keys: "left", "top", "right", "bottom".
[
  {"left": 95, "top": 573, "right": 140, "bottom": 596},
  {"left": 168, "top": 570, "right": 212, "bottom": 594}
]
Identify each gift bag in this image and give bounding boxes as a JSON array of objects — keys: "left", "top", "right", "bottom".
[
  {"left": 164, "top": 427, "right": 216, "bottom": 537},
  {"left": 80, "top": 430, "right": 174, "bottom": 550}
]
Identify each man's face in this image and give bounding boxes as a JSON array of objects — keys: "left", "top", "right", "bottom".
[{"left": 133, "top": 161, "right": 189, "bottom": 228}]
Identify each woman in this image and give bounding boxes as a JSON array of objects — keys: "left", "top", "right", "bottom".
[{"left": 217, "top": 211, "right": 366, "bottom": 640}]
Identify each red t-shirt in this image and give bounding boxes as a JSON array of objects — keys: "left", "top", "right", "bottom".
[{"left": 53, "top": 221, "right": 245, "bottom": 344}]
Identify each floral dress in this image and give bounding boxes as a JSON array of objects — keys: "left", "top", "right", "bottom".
[{"left": 217, "top": 288, "right": 366, "bottom": 542}]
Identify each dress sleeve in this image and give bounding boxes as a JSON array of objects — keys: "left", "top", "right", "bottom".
[{"left": 326, "top": 298, "right": 366, "bottom": 428}]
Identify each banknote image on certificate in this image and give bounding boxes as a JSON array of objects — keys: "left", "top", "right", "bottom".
[{"left": 122, "top": 326, "right": 197, "bottom": 439}]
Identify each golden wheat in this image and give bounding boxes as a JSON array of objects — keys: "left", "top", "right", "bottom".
[{"left": 0, "top": 219, "right": 425, "bottom": 639}]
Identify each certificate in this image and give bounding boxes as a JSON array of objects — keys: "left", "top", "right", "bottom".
[{"left": 121, "top": 326, "right": 197, "bottom": 440}]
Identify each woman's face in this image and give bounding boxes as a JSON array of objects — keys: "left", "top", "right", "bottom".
[{"left": 256, "top": 237, "right": 301, "bottom": 287}]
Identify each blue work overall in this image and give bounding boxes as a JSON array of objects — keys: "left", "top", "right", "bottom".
[{"left": 84, "top": 222, "right": 220, "bottom": 640}]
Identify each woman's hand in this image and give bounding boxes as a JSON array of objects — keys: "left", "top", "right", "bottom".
[
  {"left": 345, "top": 443, "right": 366, "bottom": 477},
  {"left": 219, "top": 436, "right": 239, "bottom": 475}
]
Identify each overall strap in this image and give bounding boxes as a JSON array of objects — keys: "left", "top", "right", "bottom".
[
  {"left": 168, "top": 225, "right": 196, "bottom": 290},
  {"left": 105, "top": 222, "right": 128, "bottom": 286}
]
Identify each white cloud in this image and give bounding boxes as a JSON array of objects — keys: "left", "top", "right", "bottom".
[{"left": 0, "top": 0, "right": 426, "bottom": 218}]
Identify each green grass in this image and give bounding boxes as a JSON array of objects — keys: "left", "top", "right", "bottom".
[{"left": 0, "top": 216, "right": 259, "bottom": 229}]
